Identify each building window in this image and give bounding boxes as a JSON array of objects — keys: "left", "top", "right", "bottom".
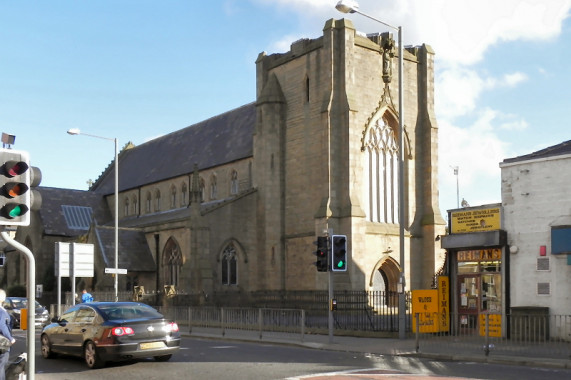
[
  {"left": 364, "top": 116, "right": 399, "bottom": 224},
  {"left": 181, "top": 183, "right": 188, "bottom": 207},
  {"left": 155, "top": 190, "right": 161, "bottom": 212},
  {"left": 132, "top": 196, "right": 138, "bottom": 215},
  {"left": 200, "top": 178, "right": 205, "bottom": 202},
  {"left": 221, "top": 244, "right": 237, "bottom": 286},
  {"left": 210, "top": 175, "right": 217, "bottom": 200},
  {"left": 171, "top": 186, "right": 177, "bottom": 209},
  {"left": 230, "top": 170, "right": 239, "bottom": 195},
  {"left": 146, "top": 192, "right": 152, "bottom": 213},
  {"left": 124, "top": 198, "right": 129, "bottom": 216},
  {"left": 163, "top": 238, "right": 182, "bottom": 287}
]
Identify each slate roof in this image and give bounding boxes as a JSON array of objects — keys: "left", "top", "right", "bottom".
[
  {"left": 91, "top": 102, "right": 256, "bottom": 195},
  {"left": 502, "top": 140, "right": 571, "bottom": 164},
  {"left": 38, "top": 186, "right": 112, "bottom": 237},
  {"left": 94, "top": 226, "right": 155, "bottom": 272}
]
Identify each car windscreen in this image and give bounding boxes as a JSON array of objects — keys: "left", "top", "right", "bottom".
[{"left": 98, "top": 305, "right": 164, "bottom": 320}]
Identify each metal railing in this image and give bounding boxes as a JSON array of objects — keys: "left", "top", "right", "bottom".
[
  {"left": 414, "top": 312, "right": 571, "bottom": 360},
  {"left": 155, "top": 306, "right": 306, "bottom": 341}
]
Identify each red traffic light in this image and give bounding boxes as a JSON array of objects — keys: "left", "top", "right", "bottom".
[
  {"left": 0, "top": 149, "right": 33, "bottom": 226},
  {"left": 4, "top": 161, "right": 29, "bottom": 177}
]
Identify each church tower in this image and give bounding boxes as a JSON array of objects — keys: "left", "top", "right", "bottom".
[{"left": 254, "top": 18, "right": 446, "bottom": 292}]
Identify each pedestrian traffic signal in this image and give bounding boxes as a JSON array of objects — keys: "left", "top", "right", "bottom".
[
  {"left": 0, "top": 149, "right": 31, "bottom": 226},
  {"left": 331, "top": 235, "right": 347, "bottom": 272},
  {"left": 314, "top": 236, "right": 329, "bottom": 272}
]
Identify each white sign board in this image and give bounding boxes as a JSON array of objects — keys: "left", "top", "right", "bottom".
[
  {"left": 105, "top": 267, "right": 127, "bottom": 275},
  {"left": 55, "top": 242, "right": 71, "bottom": 277},
  {"left": 55, "top": 242, "right": 94, "bottom": 278}
]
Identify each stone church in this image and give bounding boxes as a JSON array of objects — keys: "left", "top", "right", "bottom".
[{"left": 10, "top": 19, "right": 446, "bottom": 302}]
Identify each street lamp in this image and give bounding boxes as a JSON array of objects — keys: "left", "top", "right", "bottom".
[
  {"left": 336, "top": 0, "right": 407, "bottom": 339},
  {"left": 67, "top": 128, "right": 119, "bottom": 302}
]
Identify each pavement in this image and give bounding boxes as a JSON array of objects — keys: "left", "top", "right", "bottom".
[{"left": 184, "top": 327, "right": 571, "bottom": 370}]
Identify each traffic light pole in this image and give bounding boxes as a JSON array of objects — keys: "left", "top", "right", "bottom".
[
  {"left": 1, "top": 229, "right": 35, "bottom": 380},
  {"left": 328, "top": 269, "right": 334, "bottom": 344}
]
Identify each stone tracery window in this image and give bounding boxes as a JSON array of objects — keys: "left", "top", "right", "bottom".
[
  {"left": 163, "top": 238, "right": 182, "bottom": 287},
  {"left": 364, "top": 116, "right": 399, "bottom": 224},
  {"left": 221, "top": 244, "right": 238, "bottom": 286}
]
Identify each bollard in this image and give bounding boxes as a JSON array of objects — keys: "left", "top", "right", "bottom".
[{"left": 415, "top": 313, "right": 420, "bottom": 353}]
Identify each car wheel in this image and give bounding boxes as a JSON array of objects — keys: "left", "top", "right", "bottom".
[
  {"left": 84, "top": 341, "right": 104, "bottom": 369},
  {"left": 40, "top": 334, "right": 55, "bottom": 359},
  {"left": 153, "top": 354, "right": 172, "bottom": 362}
]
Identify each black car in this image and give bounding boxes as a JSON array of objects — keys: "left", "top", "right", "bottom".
[
  {"left": 40, "top": 302, "right": 180, "bottom": 369},
  {"left": 3, "top": 297, "right": 50, "bottom": 328}
]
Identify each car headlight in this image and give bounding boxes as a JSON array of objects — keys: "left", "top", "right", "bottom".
[{"left": 13, "top": 309, "right": 21, "bottom": 314}]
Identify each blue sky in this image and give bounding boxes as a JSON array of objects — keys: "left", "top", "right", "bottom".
[{"left": 1, "top": 0, "right": 570, "bottom": 220}]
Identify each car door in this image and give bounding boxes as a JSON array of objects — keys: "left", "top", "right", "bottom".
[
  {"left": 65, "top": 306, "right": 97, "bottom": 356},
  {"left": 49, "top": 306, "right": 79, "bottom": 353}
]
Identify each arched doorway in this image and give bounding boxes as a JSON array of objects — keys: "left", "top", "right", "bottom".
[{"left": 370, "top": 256, "right": 401, "bottom": 308}]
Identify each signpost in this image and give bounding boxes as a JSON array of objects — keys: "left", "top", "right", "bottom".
[
  {"left": 105, "top": 267, "right": 127, "bottom": 275},
  {"left": 55, "top": 242, "right": 94, "bottom": 316}
]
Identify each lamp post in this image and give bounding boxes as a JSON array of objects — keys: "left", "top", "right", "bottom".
[
  {"left": 67, "top": 128, "right": 119, "bottom": 302},
  {"left": 336, "top": 0, "right": 407, "bottom": 339},
  {"left": 451, "top": 166, "right": 459, "bottom": 208}
]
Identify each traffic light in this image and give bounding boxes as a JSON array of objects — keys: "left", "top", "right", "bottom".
[
  {"left": 0, "top": 149, "right": 31, "bottom": 226},
  {"left": 331, "top": 234, "right": 347, "bottom": 272},
  {"left": 314, "top": 236, "right": 329, "bottom": 272}
]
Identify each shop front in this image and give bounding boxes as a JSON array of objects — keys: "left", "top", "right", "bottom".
[{"left": 441, "top": 204, "right": 508, "bottom": 336}]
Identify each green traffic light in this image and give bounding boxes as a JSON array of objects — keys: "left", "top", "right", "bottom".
[
  {"left": 8, "top": 205, "right": 23, "bottom": 218},
  {"left": 337, "top": 261, "right": 344, "bottom": 268},
  {"left": 1, "top": 203, "right": 29, "bottom": 219}
]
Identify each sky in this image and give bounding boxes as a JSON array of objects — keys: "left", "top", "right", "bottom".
[{"left": 1, "top": 0, "right": 570, "bottom": 221}]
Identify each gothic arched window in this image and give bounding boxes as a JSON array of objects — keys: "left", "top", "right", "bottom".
[
  {"left": 146, "top": 192, "right": 152, "bottom": 213},
  {"left": 181, "top": 183, "right": 188, "bottom": 207},
  {"left": 364, "top": 116, "right": 399, "bottom": 224},
  {"left": 163, "top": 238, "right": 182, "bottom": 287},
  {"left": 221, "top": 244, "right": 238, "bottom": 286},
  {"left": 155, "top": 190, "right": 161, "bottom": 212},
  {"left": 200, "top": 178, "right": 205, "bottom": 202},
  {"left": 230, "top": 170, "right": 239, "bottom": 195},
  {"left": 210, "top": 175, "right": 217, "bottom": 200},
  {"left": 170, "top": 185, "right": 177, "bottom": 209}
]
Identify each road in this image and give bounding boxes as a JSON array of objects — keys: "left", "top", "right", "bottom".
[{"left": 8, "top": 330, "right": 571, "bottom": 380}]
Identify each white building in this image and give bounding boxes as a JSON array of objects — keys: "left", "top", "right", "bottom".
[{"left": 501, "top": 140, "right": 571, "bottom": 339}]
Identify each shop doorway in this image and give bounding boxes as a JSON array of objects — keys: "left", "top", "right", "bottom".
[{"left": 458, "top": 274, "right": 479, "bottom": 333}]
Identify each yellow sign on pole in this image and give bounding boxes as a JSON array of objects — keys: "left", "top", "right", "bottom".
[
  {"left": 479, "top": 313, "right": 502, "bottom": 337},
  {"left": 412, "top": 289, "right": 439, "bottom": 333}
]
